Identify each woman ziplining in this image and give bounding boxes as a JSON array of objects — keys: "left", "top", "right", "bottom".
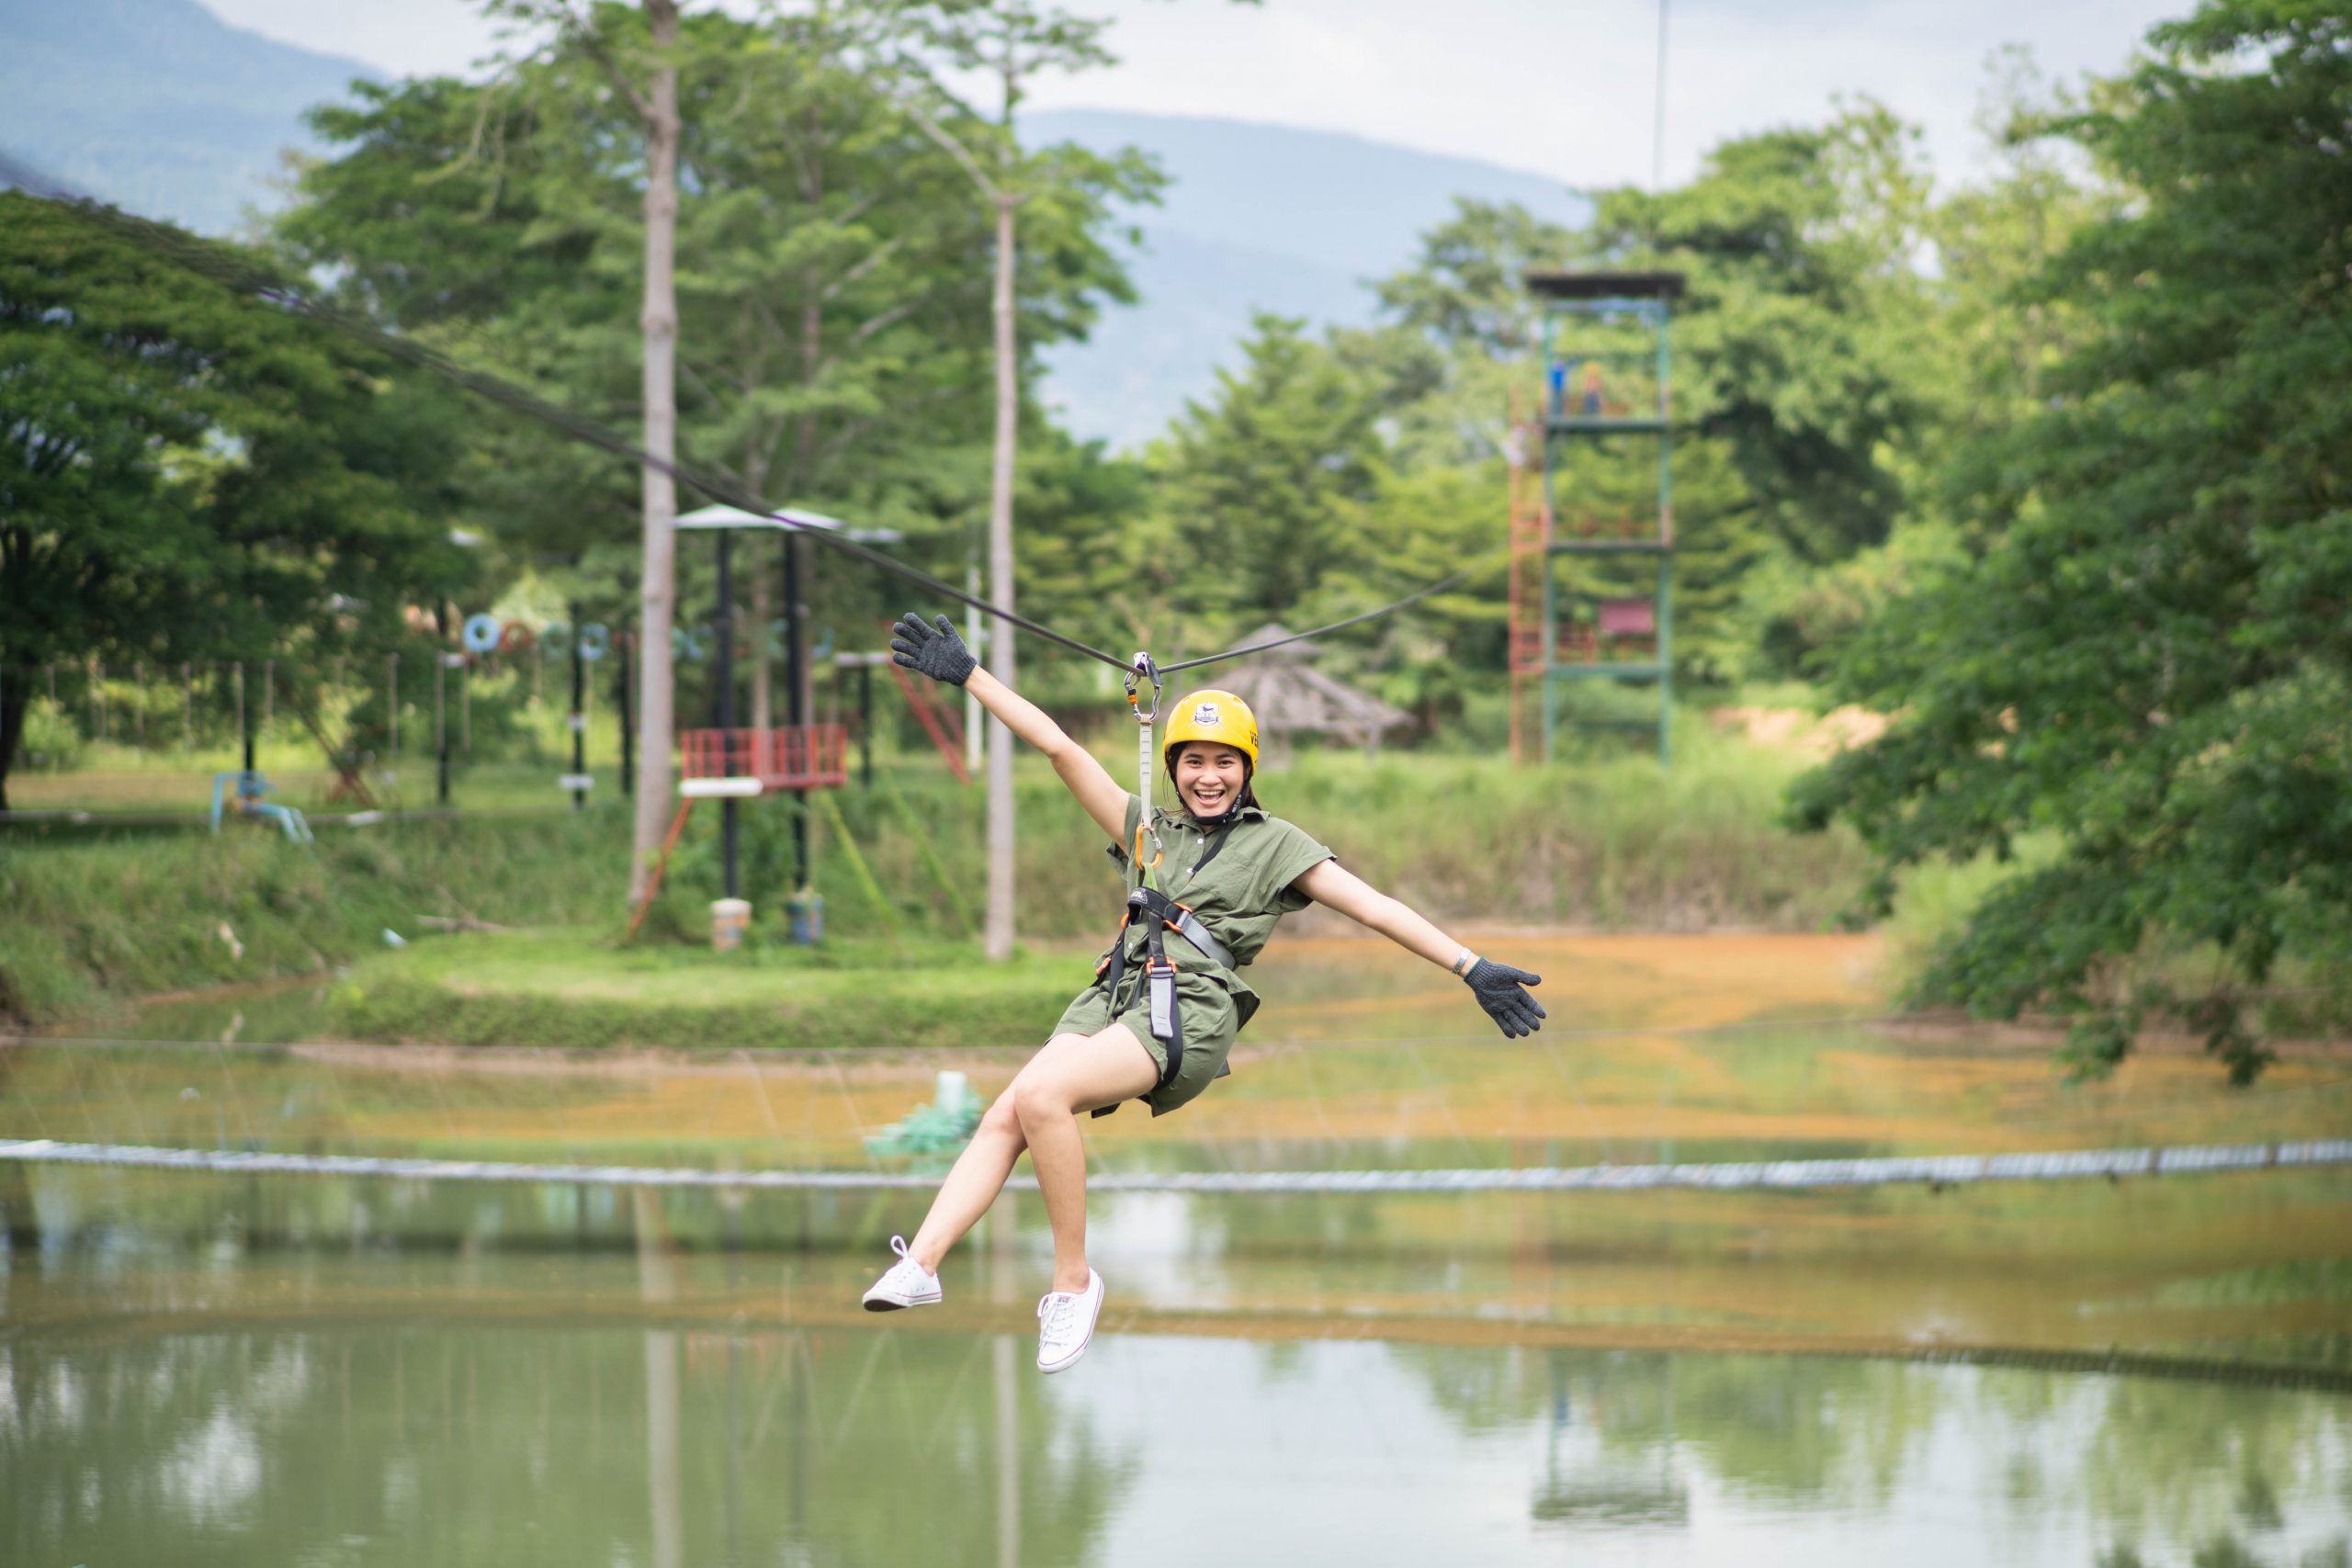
[{"left": 861, "top": 612, "right": 1548, "bottom": 1373}]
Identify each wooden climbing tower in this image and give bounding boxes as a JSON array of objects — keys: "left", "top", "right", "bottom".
[{"left": 1510, "top": 269, "right": 1685, "bottom": 765}]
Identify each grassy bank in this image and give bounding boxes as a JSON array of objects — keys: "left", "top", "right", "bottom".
[
  {"left": 0, "top": 814, "right": 627, "bottom": 1024},
  {"left": 5, "top": 727, "right": 1873, "bottom": 1030},
  {"left": 673, "top": 719, "right": 1879, "bottom": 943},
  {"left": 327, "top": 929, "right": 1079, "bottom": 1051}
]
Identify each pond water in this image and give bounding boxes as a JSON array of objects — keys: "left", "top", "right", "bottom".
[{"left": 6, "top": 933, "right": 2351, "bottom": 1565}]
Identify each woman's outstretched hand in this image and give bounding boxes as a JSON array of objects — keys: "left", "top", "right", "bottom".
[
  {"left": 1464, "top": 958, "right": 1545, "bottom": 1038},
  {"left": 890, "top": 612, "right": 977, "bottom": 687}
]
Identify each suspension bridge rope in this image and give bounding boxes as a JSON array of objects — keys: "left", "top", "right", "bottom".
[{"left": 6, "top": 1136, "right": 2346, "bottom": 1194}]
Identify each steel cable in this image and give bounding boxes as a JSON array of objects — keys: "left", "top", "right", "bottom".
[{"left": 13, "top": 176, "right": 1494, "bottom": 680}]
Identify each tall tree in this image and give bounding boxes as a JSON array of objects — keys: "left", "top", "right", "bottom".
[
  {"left": 0, "top": 195, "right": 469, "bottom": 806},
  {"left": 907, "top": 0, "right": 1138, "bottom": 962},
  {"left": 1153, "top": 314, "right": 1388, "bottom": 641},
  {"left": 1792, "top": 0, "right": 2352, "bottom": 1082},
  {"left": 468, "top": 0, "right": 689, "bottom": 907},
  {"left": 1372, "top": 197, "right": 1577, "bottom": 359}
]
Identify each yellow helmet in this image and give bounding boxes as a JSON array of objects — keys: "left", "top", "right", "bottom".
[{"left": 1163, "top": 688, "right": 1260, "bottom": 773}]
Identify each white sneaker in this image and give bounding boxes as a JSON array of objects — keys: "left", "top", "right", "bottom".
[
  {"left": 1035, "top": 1269, "right": 1104, "bottom": 1373},
  {"left": 861, "top": 1235, "right": 942, "bottom": 1312}
]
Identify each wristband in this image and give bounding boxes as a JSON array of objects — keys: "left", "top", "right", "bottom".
[{"left": 1452, "top": 950, "right": 1480, "bottom": 978}]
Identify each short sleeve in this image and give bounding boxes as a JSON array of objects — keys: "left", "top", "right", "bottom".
[
  {"left": 1257, "top": 817, "right": 1335, "bottom": 914},
  {"left": 1103, "top": 793, "right": 1145, "bottom": 871}
]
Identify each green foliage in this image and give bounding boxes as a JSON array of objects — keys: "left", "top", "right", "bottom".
[
  {"left": 1567, "top": 105, "right": 1949, "bottom": 680},
  {"left": 0, "top": 192, "right": 472, "bottom": 804},
  {"left": 276, "top": 0, "right": 1159, "bottom": 620},
  {"left": 1373, "top": 197, "right": 1578, "bottom": 356},
  {"left": 1793, "top": 0, "right": 2352, "bottom": 1082},
  {"left": 14, "top": 699, "right": 87, "bottom": 773},
  {"left": 1151, "top": 313, "right": 1389, "bottom": 637}
]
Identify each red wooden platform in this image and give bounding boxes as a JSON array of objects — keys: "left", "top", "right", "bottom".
[{"left": 680, "top": 725, "right": 849, "bottom": 791}]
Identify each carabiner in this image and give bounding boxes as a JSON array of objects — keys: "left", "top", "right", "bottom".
[{"left": 1123, "top": 651, "right": 1163, "bottom": 723}]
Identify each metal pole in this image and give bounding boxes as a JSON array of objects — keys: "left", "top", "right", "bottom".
[
  {"left": 436, "top": 654, "right": 449, "bottom": 807},
  {"left": 571, "top": 602, "right": 588, "bottom": 813},
  {"left": 858, "top": 664, "right": 873, "bottom": 789},
  {"left": 617, "top": 633, "right": 634, "bottom": 799},
  {"left": 1657, "top": 554, "right": 1674, "bottom": 768},
  {"left": 717, "top": 529, "right": 739, "bottom": 900},
  {"left": 262, "top": 659, "right": 272, "bottom": 739},
  {"left": 783, "top": 533, "right": 808, "bottom": 889},
  {"left": 237, "top": 663, "right": 254, "bottom": 773}
]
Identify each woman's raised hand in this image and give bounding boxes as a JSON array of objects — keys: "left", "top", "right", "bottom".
[
  {"left": 1464, "top": 958, "right": 1545, "bottom": 1038},
  {"left": 890, "top": 611, "right": 977, "bottom": 687}
]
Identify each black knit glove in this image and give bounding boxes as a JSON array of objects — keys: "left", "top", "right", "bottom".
[
  {"left": 889, "top": 611, "right": 977, "bottom": 687},
  {"left": 1464, "top": 958, "right": 1545, "bottom": 1038}
]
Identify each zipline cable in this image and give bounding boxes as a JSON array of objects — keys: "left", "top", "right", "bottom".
[
  {"left": 9, "top": 178, "right": 1126, "bottom": 671},
  {"left": 12, "top": 175, "right": 1503, "bottom": 681},
  {"left": 1158, "top": 557, "right": 1500, "bottom": 674}
]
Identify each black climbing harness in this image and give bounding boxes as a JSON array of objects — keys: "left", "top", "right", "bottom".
[{"left": 1088, "top": 655, "right": 1245, "bottom": 1116}]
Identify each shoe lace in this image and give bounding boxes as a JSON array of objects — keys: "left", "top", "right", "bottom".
[
  {"left": 1036, "top": 1290, "right": 1079, "bottom": 1339},
  {"left": 889, "top": 1235, "right": 911, "bottom": 1261}
]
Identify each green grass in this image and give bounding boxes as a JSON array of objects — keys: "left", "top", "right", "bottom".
[
  {"left": 0, "top": 813, "right": 628, "bottom": 1024},
  {"left": 327, "top": 927, "right": 1080, "bottom": 1050},
  {"left": 5, "top": 716, "right": 1875, "bottom": 1032}
]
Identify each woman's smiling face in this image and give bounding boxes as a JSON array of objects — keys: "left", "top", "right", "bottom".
[{"left": 1171, "top": 741, "right": 1248, "bottom": 818}]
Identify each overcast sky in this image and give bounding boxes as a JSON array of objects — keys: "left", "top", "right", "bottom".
[{"left": 199, "top": 0, "right": 2186, "bottom": 189}]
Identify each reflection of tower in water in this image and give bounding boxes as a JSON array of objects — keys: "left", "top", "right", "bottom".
[{"left": 1534, "top": 1352, "right": 1688, "bottom": 1528}]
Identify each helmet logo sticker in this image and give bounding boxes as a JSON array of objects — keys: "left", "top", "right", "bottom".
[{"left": 1193, "top": 703, "right": 1221, "bottom": 727}]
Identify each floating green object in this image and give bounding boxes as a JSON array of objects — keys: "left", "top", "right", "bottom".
[{"left": 864, "top": 1070, "right": 982, "bottom": 1157}]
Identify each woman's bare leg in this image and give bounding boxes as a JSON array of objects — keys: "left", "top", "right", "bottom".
[
  {"left": 1010, "top": 1021, "right": 1160, "bottom": 1294},
  {"left": 902, "top": 1073, "right": 1038, "bottom": 1272}
]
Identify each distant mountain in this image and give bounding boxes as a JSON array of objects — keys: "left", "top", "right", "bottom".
[
  {"left": 0, "top": 2, "right": 1588, "bottom": 447},
  {"left": 0, "top": 0, "right": 375, "bottom": 234},
  {"left": 1026, "top": 110, "right": 1586, "bottom": 448}
]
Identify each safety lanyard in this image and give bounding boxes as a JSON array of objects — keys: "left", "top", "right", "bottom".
[{"left": 1124, "top": 653, "right": 1166, "bottom": 893}]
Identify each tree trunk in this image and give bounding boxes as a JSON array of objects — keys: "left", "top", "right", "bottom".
[
  {"left": 628, "top": 0, "right": 683, "bottom": 909},
  {"left": 983, "top": 189, "right": 1019, "bottom": 962},
  {"left": 0, "top": 664, "right": 25, "bottom": 813}
]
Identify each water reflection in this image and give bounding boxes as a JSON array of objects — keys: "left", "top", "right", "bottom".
[{"left": 6, "top": 1255, "right": 2349, "bottom": 1565}]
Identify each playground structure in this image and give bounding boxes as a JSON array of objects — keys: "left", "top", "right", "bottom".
[
  {"left": 628, "top": 504, "right": 991, "bottom": 942},
  {"left": 1510, "top": 270, "right": 1685, "bottom": 765},
  {"left": 208, "top": 768, "right": 312, "bottom": 842}
]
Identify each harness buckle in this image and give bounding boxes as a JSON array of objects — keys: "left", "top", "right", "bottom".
[{"left": 1146, "top": 959, "right": 1178, "bottom": 1043}]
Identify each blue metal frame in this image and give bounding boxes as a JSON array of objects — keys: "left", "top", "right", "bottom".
[{"left": 1537, "top": 289, "right": 1676, "bottom": 766}]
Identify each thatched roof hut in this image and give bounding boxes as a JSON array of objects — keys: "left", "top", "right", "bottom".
[{"left": 1211, "top": 623, "right": 1411, "bottom": 767}]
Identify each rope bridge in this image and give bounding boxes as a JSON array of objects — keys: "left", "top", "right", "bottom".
[{"left": 6, "top": 1136, "right": 2347, "bottom": 1194}]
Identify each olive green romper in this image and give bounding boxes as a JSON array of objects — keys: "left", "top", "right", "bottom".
[{"left": 1049, "top": 793, "right": 1333, "bottom": 1116}]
